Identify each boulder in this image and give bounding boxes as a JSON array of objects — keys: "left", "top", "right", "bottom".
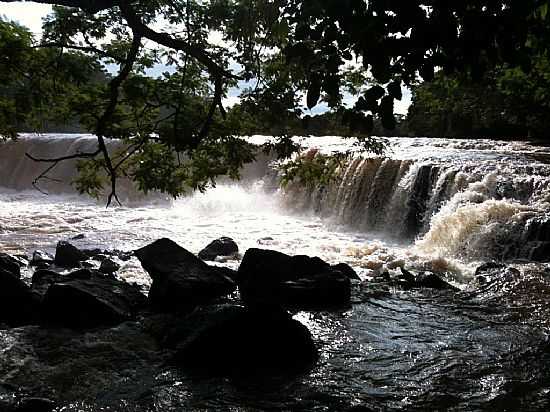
[
  {"left": 198, "top": 237, "right": 239, "bottom": 261},
  {"left": 415, "top": 272, "right": 459, "bottom": 291},
  {"left": 42, "top": 270, "right": 147, "bottom": 328},
  {"left": 0, "top": 269, "right": 40, "bottom": 325},
  {"left": 31, "top": 269, "right": 64, "bottom": 297},
  {"left": 54, "top": 241, "right": 87, "bottom": 268},
  {"left": 171, "top": 304, "right": 318, "bottom": 378},
  {"left": 0, "top": 253, "right": 22, "bottom": 277},
  {"left": 99, "top": 258, "right": 120, "bottom": 274},
  {"left": 331, "top": 262, "right": 361, "bottom": 280},
  {"left": 29, "top": 250, "right": 54, "bottom": 268},
  {"left": 134, "top": 238, "right": 236, "bottom": 312},
  {"left": 238, "top": 248, "right": 351, "bottom": 307},
  {"left": 475, "top": 262, "right": 507, "bottom": 277},
  {"left": 15, "top": 398, "right": 57, "bottom": 412}
]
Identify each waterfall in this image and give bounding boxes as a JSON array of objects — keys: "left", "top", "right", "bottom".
[
  {"left": 281, "top": 140, "right": 550, "bottom": 262},
  {"left": 2, "top": 133, "right": 549, "bottom": 262}
]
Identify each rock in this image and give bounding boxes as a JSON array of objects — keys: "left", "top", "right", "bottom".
[
  {"left": 475, "top": 262, "right": 507, "bottom": 277},
  {"left": 16, "top": 397, "right": 56, "bottom": 412},
  {"left": 0, "top": 253, "right": 23, "bottom": 277},
  {"left": 257, "top": 236, "right": 275, "bottom": 245},
  {"left": 171, "top": 304, "right": 318, "bottom": 378},
  {"left": 70, "top": 233, "right": 86, "bottom": 240},
  {"left": 415, "top": 272, "right": 458, "bottom": 291},
  {"left": 42, "top": 270, "right": 147, "bottom": 328},
  {"left": 198, "top": 237, "right": 239, "bottom": 261},
  {"left": 54, "top": 241, "right": 87, "bottom": 268},
  {"left": 30, "top": 250, "right": 54, "bottom": 267},
  {"left": 99, "top": 258, "right": 120, "bottom": 274},
  {"left": 31, "top": 269, "right": 64, "bottom": 297},
  {"left": 0, "top": 269, "right": 40, "bottom": 325},
  {"left": 238, "top": 248, "right": 351, "bottom": 307},
  {"left": 135, "top": 238, "right": 236, "bottom": 312},
  {"left": 331, "top": 262, "right": 361, "bottom": 280}
]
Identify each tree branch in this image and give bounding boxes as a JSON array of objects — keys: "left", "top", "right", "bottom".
[
  {"left": 0, "top": 0, "right": 116, "bottom": 13},
  {"left": 32, "top": 42, "right": 123, "bottom": 62},
  {"left": 25, "top": 148, "right": 101, "bottom": 194},
  {"left": 94, "top": 29, "right": 142, "bottom": 207}
]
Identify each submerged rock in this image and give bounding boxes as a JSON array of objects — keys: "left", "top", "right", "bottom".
[
  {"left": 0, "top": 269, "right": 39, "bottom": 325},
  {"left": 238, "top": 248, "right": 351, "bottom": 307},
  {"left": 198, "top": 237, "right": 239, "bottom": 261},
  {"left": 171, "top": 304, "right": 318, "bottom": 378},
  {"left": 42, "top": 270, "right": 147, "bottom": 328},
  {"left": 54, "top": 241, "right": 87, "bottom": 268},
  {"left": 135, "top": 238, "right": 236, "bottom": 312}
]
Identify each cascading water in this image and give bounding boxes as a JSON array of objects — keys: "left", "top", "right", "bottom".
[
  {"left": 1, "top": 134, "right": 550, "bottom": 411},
  {"left": 282, "top": 136, "right": 550, "bottom": 263}
]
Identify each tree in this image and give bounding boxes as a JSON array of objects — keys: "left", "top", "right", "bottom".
[{"left": 0, "top": 0, "right": 548, "bottom": 204}]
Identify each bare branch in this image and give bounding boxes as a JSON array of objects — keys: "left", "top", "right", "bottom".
[{"left": 25, "top": 148, "right": 101, "bottom": 193}]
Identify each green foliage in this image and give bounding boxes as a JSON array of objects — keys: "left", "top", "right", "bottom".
[{"left": 407, "top": 53, "right": 550, "bottom": 138}]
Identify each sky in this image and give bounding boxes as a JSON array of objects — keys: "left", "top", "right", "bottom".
[{"left": 1, "top": 2, "right": 411, "bottom": 115}]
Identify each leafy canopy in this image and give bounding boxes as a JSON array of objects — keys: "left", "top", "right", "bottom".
[{"left": 0, "top": 0, "right": 548, "bottom": 203}]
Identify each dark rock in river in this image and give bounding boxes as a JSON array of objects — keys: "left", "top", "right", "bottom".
[
  {"left": 475, "top": 262, "right": 507, "bottom": 277},
  {"left": 415, "top": 272, "right": 459, "bottom": 291},
  {"left": 171, "top": 304, "right": 318, "bottom": 377},
  {"left": 396, "top": 267, "right": 457, "bottom": 291},
  {"left": 0, "top": 269, "right": 39, "bottom": 325},
  {"left": 42, "top": 269, "right": 147, "bottom": 328},
  {"left": 238, "top": 248, "right": 351, "bottom": 307},
  {"left": 30, "top": 250, "right": 54, "bottom": 268},
  {"left": 15, "top": 397, "right": 57, "bottom": 412},
  {"left": 198, "top": 237, "right": 239, "bottom": 261},
  {"left": 135, "top": 238, "right": 236, "bottom": 312},
  {"left": 99, "top": 258, "right": 120, "bottom": 274},
  {"left": 331, "top": 262, "right": 361, "bottom": 280},
  {"left": 54, "top": 241, "right": 87, "bottom": 268},
  {"left": 0, "top": 253, "right": 23, "bottom": 277}
]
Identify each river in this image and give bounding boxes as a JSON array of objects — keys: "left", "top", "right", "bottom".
[{"left": 0, "top": 134, "right": 549, "bottom": 411}]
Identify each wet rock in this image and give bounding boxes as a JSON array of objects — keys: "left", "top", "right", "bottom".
[
  {"left": 0, "top": 253, "right": 23, "bottom": 277},
  {"left": 54, "top": 241, "right": 87, "bottom": 268},
  {"left": 135, "top": 238, "right": 236, "bottom": 312},
  {"left": 31, "top": 269, "right": 64, "bottom": 297},
  {"left": 257, "top": 236, "right": 275, "bottom": 245},
  {"left": 331, "top": 263, "right": 361, "bottom": 280},
  {"left": 15, "top": 397, "right": 56, "bottom": 412},
  {"left": 99, "top": 258, "right": 120, "bottom": 274},
  {"left": 198, "top": 237, "right": 239, "bottom": 261},
  {"left": 42, "top": 270, "right": 147, "bottom": 328},
  {"left": 415, "top": 272, "right": 458, "bottom": 291},
  {"left": 0, "top": 269, "right": 40, "bottom": 325},
  {"left": 30, "top": 250, "right": 54, "bottom": 268},
  {"left": 475, "top": 262, "right": 507, "bottom": 277},
  {"left": 238, "top": 248, "right": 351, "bottom": 307},
  {"left": 171, "top": 304, "right": 318, "bottom": 377}
]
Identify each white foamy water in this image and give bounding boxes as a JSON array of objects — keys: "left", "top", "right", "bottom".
[{"left": 1, "top": 133, "right": 549, "bottom": 287}]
